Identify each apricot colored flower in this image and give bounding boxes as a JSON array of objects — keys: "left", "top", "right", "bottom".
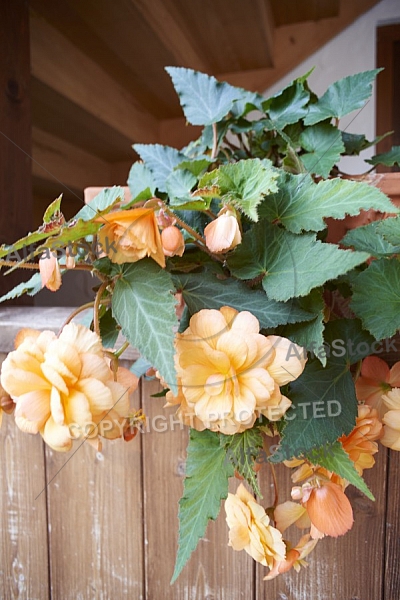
[
  {"left": 39, "top": 252, "right": 62, "bottom": 291},
  {"left": 0, "top": 324, "right": 138, "bottom": 452},
  {"left": 204, "top": 209, "right": 241, "bottom": 253},
  {"left": 264, "top": 534, "right": 318, "bottom": 580},
  {"left": 339, "top": 404, "right": 382, "bottom": 474},
  {"left": 356, "top": 356, "right": 400, "bottom": 418},
  {"left": 161, "top": 225, "right": 185, "bottom": 257},
  {"left": 292, "top": 480, "right": 353, "bottom": 538},
  {"left": 168, "top": 306, "right": 306, "bottom": 434},
  {"left": 97, "top": 207, "right": 165, "bottom": 267},
  {"left": 225, "top": 483, "right": 286, "bottom": 568},
  {"left": 381, "top": 388, "right": 400, "bottom": 450}
]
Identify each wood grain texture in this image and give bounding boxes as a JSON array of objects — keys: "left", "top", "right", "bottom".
[
  {"left": 255, "top": 440, "right": 387, "bottom": 599},
  {"left": 141, "top": 378, "right": 255, "bottom": 600},
  {"left": 0, "top": 0, "right": 33, "bottom": 304},
  {"left": 0, "top": 354, "right": 49, "bottom": 600},
  {"left": 45, "top": 385, "right": 144, "bottom": 600},
  {"left": 384, "top": 450, "right": 400, "bottom": 600}
]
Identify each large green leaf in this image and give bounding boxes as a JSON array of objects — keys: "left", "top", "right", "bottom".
[
  {"left": 174, "top": 271, "right": 315, "bottom": 328},
  {"left": 304, "top": 69, "right": 381, "bottom": 125},
  {"left": 351, "top": 259, "right": 400, "bottom": 340},
  {"left": 227, "top": 222, "right": 369, "bottom": 301},
  {"left": 112, "top": 259, "right": 178, "bottom": 392},
  {"left": 133, "top": 144, "right": 186, "bottom": 192},
  {"left": 73, "top": 186, "right": 124, "bottom": 221},
  {"left": 366, "top": 145, "right": 400, "bottom": 167},
  {"left": 323, "top": 318, "right": 377, "bottom": 364},
  {"left": 0, "top": 229, "right": 56, "bottom": 260},
  {"left": 306, "top": 442, "right": 374, "bottom": 500},
  {"left": 258, "top": 173, "right": 396, "bottom": 233},
  {"left": 0, "top": 272, "right": 43, "bottom": 303},
  {"left": 171, "top": 429, "right": 234, "bottom": 583},
  {"left": 166, "top": 67, "right": 244, "bottom": 126},
  {"left": 198, "top": 159, "right": 278, "bottom": 221},
  {"left": 166, "top": 169, "right": 203, "bottom": 210},
  {"left": 126, "top": 161, "right": 156, "bottom": 205},
  {"left": 299, "top": 123, "right": 345, "bottom": 178},
  {"left": 279, "top": 289, "right": 326, "bottom": 365},
  {"left": 378, "top": 217, "right": 400, "bottom": 246},
  {"left": 220, "top": 428, "right": 263, "bottom": 497},
  {"left": 341, "top": 221, "right": 400, "bottom": 256},
  {"left": 270, "top": 357, "right": 358, "bottom": 461},
  {"left": 266, "top": 81, "right": 310, "bottom": 129}
]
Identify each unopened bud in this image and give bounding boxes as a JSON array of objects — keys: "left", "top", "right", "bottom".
[
  {"left": 161, "top": 226, "right": 185, "bottom": 257},
  {"left": 204, "top": 209, "right": 241, "bottom": 253}
]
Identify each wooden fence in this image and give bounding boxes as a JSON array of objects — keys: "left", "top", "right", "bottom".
[{"left": 1, "top": 308, "right": 400, "bottom": 599}]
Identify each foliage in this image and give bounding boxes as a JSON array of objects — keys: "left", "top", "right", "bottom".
[{"left": 1, "top": 66, "right": 399, "bottom": 584}]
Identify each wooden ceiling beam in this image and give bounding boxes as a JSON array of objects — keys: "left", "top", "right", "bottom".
[
  {"left": 217, "top": 0, "right": 380, "bottom": 92},
  {"left": 131, "top": 0, "right": 210, "bottom": 72},
  {"left": 32, "top": 127, "right": 115, "bottom": 192},
  {"left": 30, "top": 13, "right": 159, "bottom": 145}
]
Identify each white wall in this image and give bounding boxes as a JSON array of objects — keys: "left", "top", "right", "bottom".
[{"left": 264, "top": 0, "right": 400, "bottom": 173}]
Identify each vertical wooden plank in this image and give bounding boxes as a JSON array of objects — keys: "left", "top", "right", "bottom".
[
  {"left": 255, "top": 446, "right": 387, "bottom": 599},
  {"left": 0, "top": 0, "right": 33, "bottom": 303},
  {"left": 384, "top": 449, "right": 400, "bottom": 600},
  {"left": 45, "top": 385, "right": 144, "bottom": 599},
  {"left": 141, "top": 378, "right": 254, "bottom": 600},
  {"left": 0, "top": 354, "right": 49, "bottom": 600}
]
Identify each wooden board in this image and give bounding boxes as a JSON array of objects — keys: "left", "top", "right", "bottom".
[{"left": 0, "top": 353, "right": 49, "bottom": 600}]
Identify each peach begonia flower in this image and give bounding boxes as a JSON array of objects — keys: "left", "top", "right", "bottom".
[
  {"left": 264, "top": 533, "right": 318, "bottom": 580},
  {"left": 167, "top": 306, "right": 306, "bottom": 434},
  {"left": 292, "top": 480, "right": 354, "bottom": 538},
  {"left": 381, "top": 388, "right": 400, "bottom": 450},
  {"left": 97, "top": 207, "right": 165, "bottom": 267},
  {"left": 225, "top": 483, "right": 286, "bottom": 569},
  {"left": 161, "top": 225, "right": 185, "bottom": 257},
  {"left": 338, "top": 404, "right": 382, "bottom": 474},
  {"left": 0, "top": 323, "right": 138, "bottom": 452},
  {"left": 355, "top": 356, "right": 400, "bottom": 418},
  {"left": 39, "top": 252, "right": 62, "bottom": 291},
  {"left": 204, "top": 208, "right": 241, "bottom": 253}
]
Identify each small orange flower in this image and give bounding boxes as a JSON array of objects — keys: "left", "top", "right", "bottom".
[
  {"left": 264, "top": 534, "right": 318, "bottom": 580},
  {"left": 97, "top": 207, "right": 165, "bottom": 267},
  {"left": 39, "top": 252, "right": 62, "bottom": 291},
  {"left": 161, "top": 225, "right": 185, "bottom": 257},
  {"left": 204, "top": 208, "right": 241, "bottom": 253},
  {"left": 339, "top": 404, "right": 382, "bottom": 474},
  {"left": 356, "top": 356, "right": 400, "bottom": 418}
]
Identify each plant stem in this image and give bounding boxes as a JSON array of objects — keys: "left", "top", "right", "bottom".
[
  {"left": 269, "top": 462, "right": 279, "bottom": 508},
  {"left": 211, "top": 122, "right": 218, "bottom": 160},
  {"left": 93, "top": 280, "right": 109, "bottom": 337},
  {"left": 114, "top": 340, "right": 130, "bottom": 358},
  {"left": 0, "top": 260, "right": 94, "bottom": 272},
  {"left": 57, "top": 302, "right": 95, "bottom": 336}
]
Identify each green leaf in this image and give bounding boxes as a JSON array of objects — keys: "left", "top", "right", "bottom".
[
  {"left": 130, "top": 356, "right": 153, "bottom": 378},
  {"left": 175, "top": 158, "right": 212, "bottom": 177},
  {"left": 342, "top": 221, "right": 400, "bottom": 256},
  {"left": 0, "top": 272, "right": 43, "bottom": 303},
  {"left": 227, "top": 222, "right": 369, "bottom": 301},
  {"left": 127, "top": 162, "right": 156, "bottom": 204},
  {"left": 198, "top": 159, "right": 278, "bottom": 221},
  {"left": 99, "top": 309, "right": 120, "bottom": 348},
  {"left": 73, "top": 186, "right": 124, "bottom": 222},
  {"left": 0, "top": 229, "right": 56, "bottom": 260},
  {"left": 171, "top": 429, "right": 234, "bottom": 583},
  {"left": 306, "top": 442, "right": 374, "bottom": 500},
  {"left": 43, "top": 195, "right": 63, "bottom": 223},
  {"left": 112, "top": 259, "right": 178, "bottom": 393},
  {"left": 166, "top": 169, "right": 202, "bottom": 210},
  {"left": 267, "top": 81, "right": 310, "bottom": 129},
  {"left": 38, "top": 219, "right": 101, "bottom": 254},
  {"left": 133, "top": 144, "right": 186, "bottom": 192},
  {"left": 270, "top": 357, "right": 358, "bottom": 461},
  {"left": 258, "top": 172, "right": 397, "bottom": 233},
  {"left": 366, "top": 145, "right": 400, "bottom": 167},
  {"left": 351, "top": 259, "right": 400, "bottom": 340},
  {"left": 279, "top": 289, "right": 326, "bottom": 366},
  {"left": 220, "top": 428, "right": 263, "bottom": 497},
  {"left": 378, "top": 217, "right": 400, "bottom": 246},
  {"left": 174, "top": 271, "right": 315, "bottom": 328},
  {"left": 166, "top": 66, "right": 244, "bottom": 126},
  {"left": 299, "top": 123, "right": 345, "bottom": 178},
  {"left": 304, "top": 69, "right": 382, "bottom": 125},
  {"left": 341, "top": 131, "right": 390, "bottom": 155},
  {"left": 323, "top": 318, "right": 377, "bottom": 364}
]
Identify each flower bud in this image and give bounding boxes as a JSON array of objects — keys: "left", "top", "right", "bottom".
[
  {"left": 204, "top": 209, "right": 241, "bottom": 253},
  {"left": 161, "top": 226, "right": 185, "bottom": 257},
  {"left": 39, "top": 252, "right": 62, "bottom": 291}
]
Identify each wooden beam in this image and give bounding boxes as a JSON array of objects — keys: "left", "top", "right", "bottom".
[
  {"left": 30, "top": 12, "right": 159, "bottom": 144},
  {"left": 32, "top": 127, "right": 113, "bottom": 192},
  {"left": 255, "top": 0, "right": 275, "bottom": 66},
  {"left": 132, "top": 0, "right": 209, "bottom": 72},
  {"left": 218, "top": 0, "right": 380, "bottom": 92},
  {"left": 0, "top": 0, "right": 34, "bottom": 304},
  {"left": 159, "top": 117, "right": 202, "bottom": 149}
]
